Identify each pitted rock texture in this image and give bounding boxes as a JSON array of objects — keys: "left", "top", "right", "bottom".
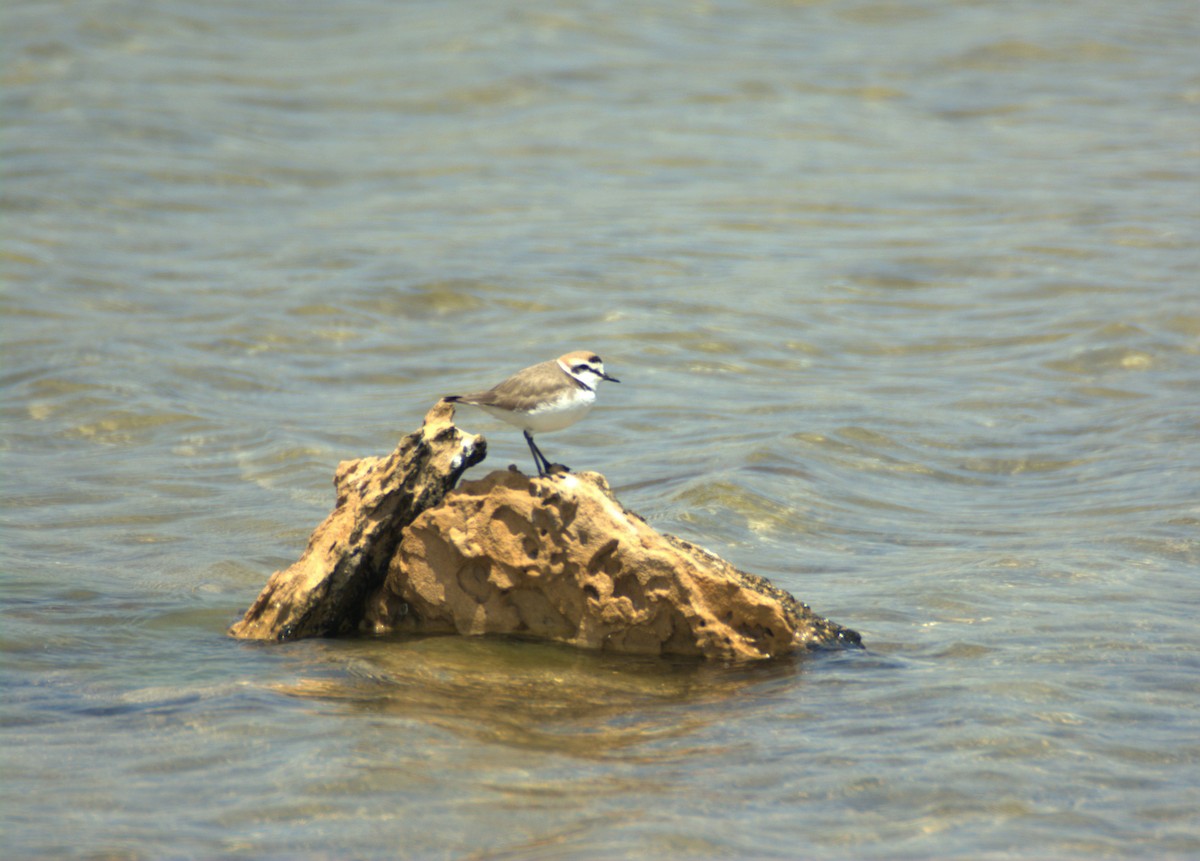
[
  {"left": 228, "top": 401, "right": 486, "bottom": 641},
  {"left": 364, "top": 469, "right": 859, "bottom": 660}
]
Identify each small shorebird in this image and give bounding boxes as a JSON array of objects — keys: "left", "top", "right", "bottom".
[{"left": 444, "top": 350, "right": 620, "bottom": 476}]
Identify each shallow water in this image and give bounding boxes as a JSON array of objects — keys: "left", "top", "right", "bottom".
[{"left": 3, "top": 0, "right": 1198, "bottom": 858}]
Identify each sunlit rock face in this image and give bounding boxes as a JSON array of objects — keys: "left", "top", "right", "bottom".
[
  {"left": 228, "top": 400, "right": 486, "bottom": 641},
  {"left": 232, "top": 401, "right": 860, "bottom": 659},
  {"left": 366, "top": 469, "right": 858, "bottom": 659}
]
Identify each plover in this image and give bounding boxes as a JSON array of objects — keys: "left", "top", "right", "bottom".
[{"left": 444, "top": 350, "right": 620, "bottom": 476}]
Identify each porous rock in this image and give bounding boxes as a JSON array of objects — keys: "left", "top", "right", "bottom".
[
  {"left": 230, "top": 401, "right": 861, "bottom": 658},
  {"left": 363, "top": 469, "right": 859, "bottom": 659},
  {"left": 228, "top": 400, "right": 486, "bottom": 641}
]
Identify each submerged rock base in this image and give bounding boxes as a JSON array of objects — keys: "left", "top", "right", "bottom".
[{"left": 230, "top": 402, "right": 861, "bottom": 659}]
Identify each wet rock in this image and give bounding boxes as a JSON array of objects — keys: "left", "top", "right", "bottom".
[{"left": 231, "top": 403, "right": 861, "bottom": 659}]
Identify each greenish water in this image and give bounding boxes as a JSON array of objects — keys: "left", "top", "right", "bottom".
[{"left": 3, "top": 1, "right": 1198, "bottom": 858}]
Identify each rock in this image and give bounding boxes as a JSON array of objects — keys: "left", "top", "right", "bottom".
[
  {"left": 364, "top": 469, "right": 858, "bottom": 660},
  {"left": 228, "top": 400, "right": 486, "bottom": 641},
  {"left": 230, "top": 402, "right": 861, "bottom": 659}
]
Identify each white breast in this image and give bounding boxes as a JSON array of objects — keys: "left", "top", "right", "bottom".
[{"left": 523, "top": 388, "right": 596, "bottom": 433}]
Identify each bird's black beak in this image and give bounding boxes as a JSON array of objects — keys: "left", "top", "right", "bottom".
[{"left": 602, "top": 372, "right": 620, "bottom": 383}]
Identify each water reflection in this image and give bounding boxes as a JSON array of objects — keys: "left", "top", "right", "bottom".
[{"left": 278, "top": 635, "right": 804, "bottom": 759}]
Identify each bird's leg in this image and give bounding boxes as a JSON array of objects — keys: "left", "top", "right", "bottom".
[
  {"left": 524, "top": 431, "right": 569, "bottom": 476},
  {"left": 524, "top": 431, "right": 552, "bottom": 477}
]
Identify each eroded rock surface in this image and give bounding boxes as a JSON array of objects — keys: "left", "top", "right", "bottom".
[
  {"left": 228, "top": 401, "right": 485, "bottom": 640},
  {"left": 364, "top": 470, "right": 859, "bottom": 660},
  {"left": 230, "top": 403, "right": 861, "bottom": 658}
]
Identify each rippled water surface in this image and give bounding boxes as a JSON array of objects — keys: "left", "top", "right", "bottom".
[{"left": 3, "top": 1, "right": 1199, "bottom": 858}]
